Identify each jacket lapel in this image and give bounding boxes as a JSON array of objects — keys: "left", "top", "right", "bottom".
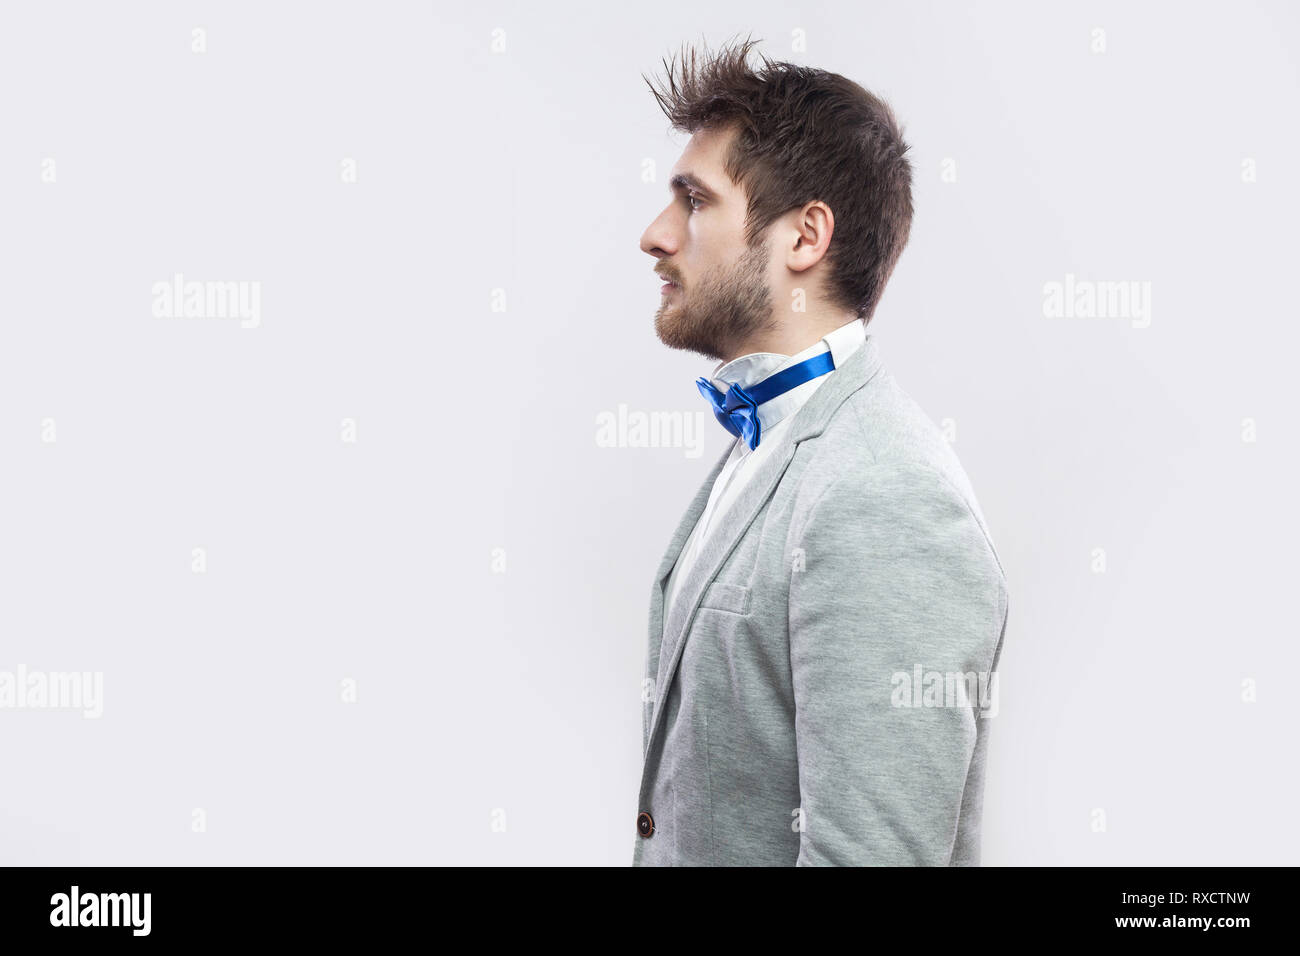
[
  {"left": 644, "top": 335, "right": 885, "bottom": 758},
  {"left": 645, "top": 442, "right": 732, "bottom": 680}
]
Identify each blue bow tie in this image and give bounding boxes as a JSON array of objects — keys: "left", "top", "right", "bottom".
[{"left": 696, "top": 349, "right": 836, "bottom": 450}]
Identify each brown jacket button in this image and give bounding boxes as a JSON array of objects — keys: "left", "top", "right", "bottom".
[{"left": 637, "top": 811, "right": 654, "bottom": 837}]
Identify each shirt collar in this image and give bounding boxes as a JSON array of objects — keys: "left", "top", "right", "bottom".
[{"left": 706, "top": 317, "right": 867, "bottom": 441}]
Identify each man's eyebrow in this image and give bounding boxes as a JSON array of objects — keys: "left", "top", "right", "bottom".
[{"left": 669, "top": 172, "right": 720, "bottom": 200}]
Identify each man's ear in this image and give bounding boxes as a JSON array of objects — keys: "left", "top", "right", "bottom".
[{"left": 788, "top": 201, "right": 835, "bottom": 272}]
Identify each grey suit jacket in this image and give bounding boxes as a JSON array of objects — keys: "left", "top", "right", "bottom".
[{"left": 633, "top": 334, "right": 1009, "bottom": 866}]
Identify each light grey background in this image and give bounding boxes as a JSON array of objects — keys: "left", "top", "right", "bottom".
[{"left": 1, "top": 1, "right": 1296, "bottom": 865}]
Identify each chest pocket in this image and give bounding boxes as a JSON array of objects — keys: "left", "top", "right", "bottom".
[{"left": 698, "top": 581, "right": 751, "bottom": 615}]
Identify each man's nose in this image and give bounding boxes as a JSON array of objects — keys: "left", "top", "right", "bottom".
[{"left": 639, "top": 205, "right": 679, "bottom": 258}]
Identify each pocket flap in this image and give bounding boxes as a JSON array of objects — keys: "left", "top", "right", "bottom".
[{"left": 698, "top": 581, "right": 751, "bottom": 615}]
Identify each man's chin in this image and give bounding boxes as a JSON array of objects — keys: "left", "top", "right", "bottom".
[
  {"left": 654, "top": 310, "right": 722, "bottom": 361},
  {"left": 653, "top": 308, "right": 689, "bottom": 349}
]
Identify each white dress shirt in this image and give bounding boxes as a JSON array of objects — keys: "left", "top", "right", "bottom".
[{"left": 663, "top": 317, "right": 867, "bottom": 633}]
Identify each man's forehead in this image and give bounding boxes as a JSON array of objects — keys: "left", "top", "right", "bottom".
[{"left": 669, "top": 127, "right": 735, "bottom": 196}]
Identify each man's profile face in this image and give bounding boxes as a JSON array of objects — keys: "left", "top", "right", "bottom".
[{"left": 640, "top": 124, "right": 775, "bottom": 363}]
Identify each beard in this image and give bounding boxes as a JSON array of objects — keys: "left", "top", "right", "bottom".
[{"left": 653, "top": 241, "right": 775, "bottom": 362}]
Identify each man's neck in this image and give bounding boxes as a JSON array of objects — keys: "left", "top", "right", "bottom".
[{"left": 719, "top": 313, "right": 860, "bottom": 365}]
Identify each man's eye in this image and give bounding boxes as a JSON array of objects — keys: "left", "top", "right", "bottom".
[{"left": 686, "top": 193, "right": 703, "bottom": 211}]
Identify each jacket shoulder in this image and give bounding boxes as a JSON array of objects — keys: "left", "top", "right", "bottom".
[{"left": 792, "top": 368, "right": 1007, "bottom": 583}]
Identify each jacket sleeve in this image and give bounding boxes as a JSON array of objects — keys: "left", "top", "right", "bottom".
[{"left": 787, "top": 463, "right": 1007, "bottom": 865}]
